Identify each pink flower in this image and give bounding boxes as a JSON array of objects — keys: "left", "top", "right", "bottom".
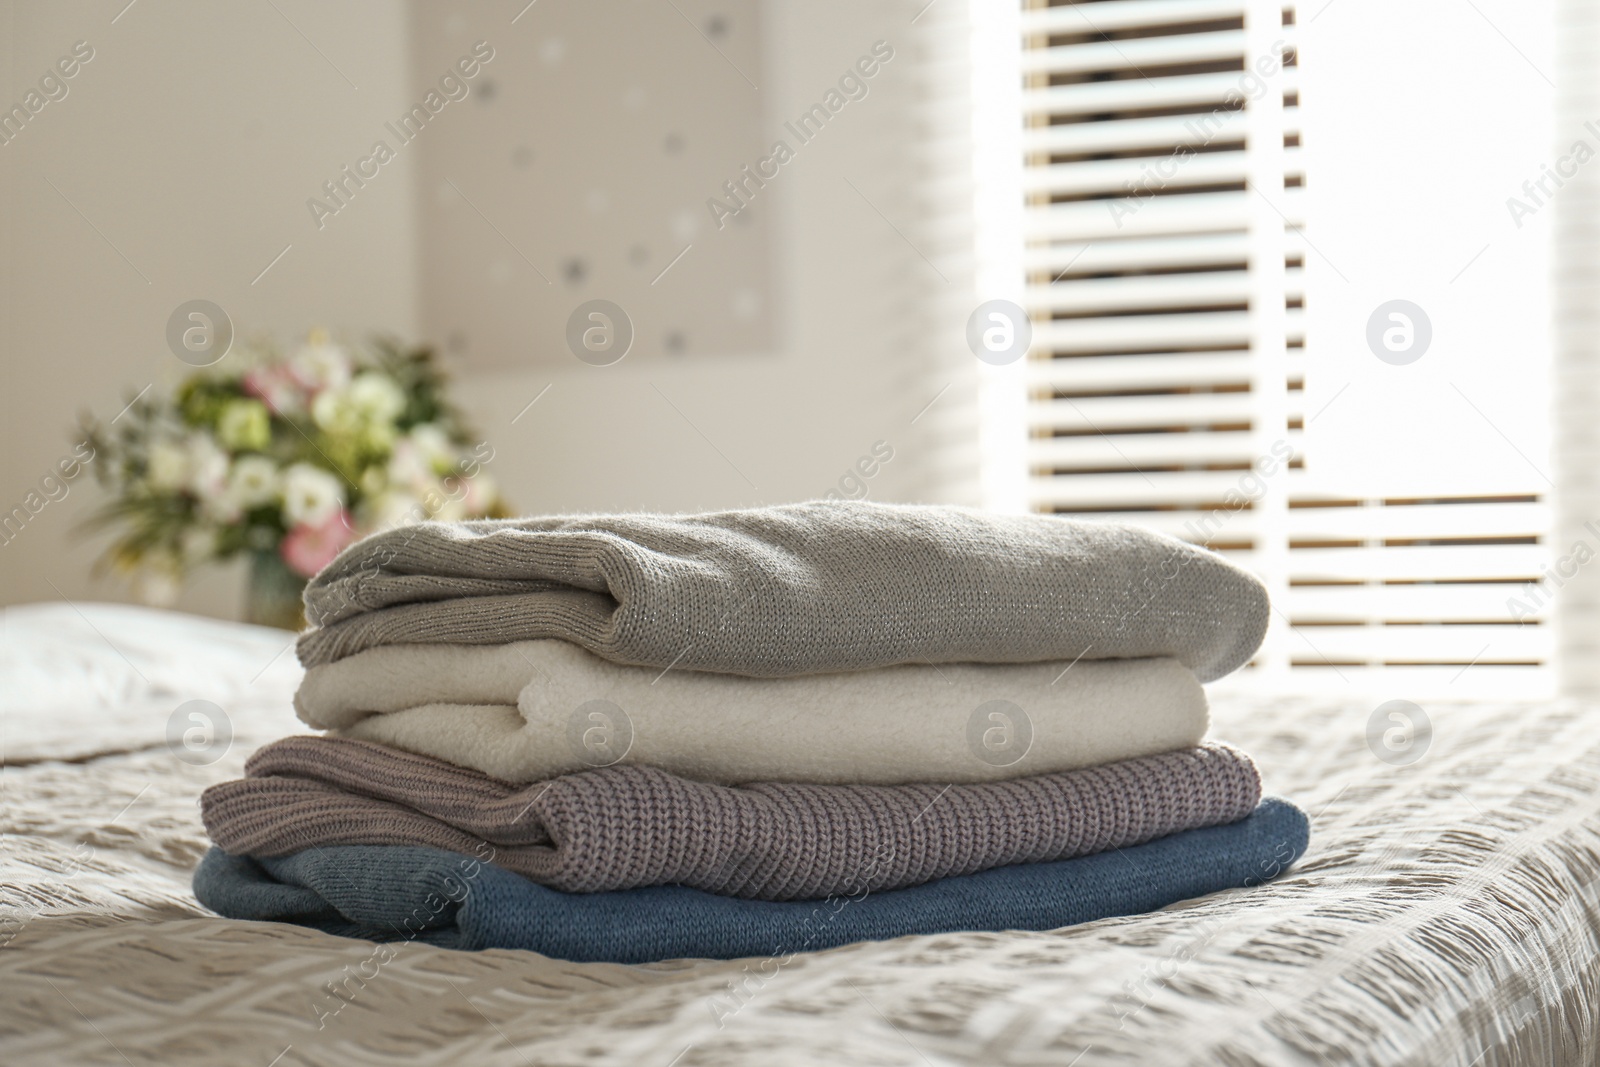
[
  {"left": 243, "top": 365, "right": 304, "bottom": 415},
  {"left": 280, "top": 509, "right": 357, "bottom": 578}
]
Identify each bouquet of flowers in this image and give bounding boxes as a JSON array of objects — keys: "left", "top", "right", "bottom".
[{"left": 80, "top": 330, "right": 509, "bottom": 627}]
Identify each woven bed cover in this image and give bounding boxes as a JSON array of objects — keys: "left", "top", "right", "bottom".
[{"left": 3, "top": 603, "right": 1599, "bottom": 1066}]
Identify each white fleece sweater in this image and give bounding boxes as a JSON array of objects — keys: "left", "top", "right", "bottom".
[{"left": 295, "top": 641, "right": 1210, "bottom": 785}]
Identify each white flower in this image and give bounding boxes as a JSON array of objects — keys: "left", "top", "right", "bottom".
[
  {"left": 281, "top": 463, "right": 345, "bottom": 526},
  {"left": 146, "top": 440, "right": 189, "bottom": 492},
  {"left": 310, "top": 373, "right": 407, "bottom": 441},
  {"left": 216, "top": 398, "right": 271, "bottom": 451},
  {"left": 387, "top": 438, "right": 432, "bottom": 490},
  {"left": 310, "top": 388, "right": 360, "bottom": 435},
  {"left": 365, "top": 489, "right": 426, "bottom": 531},
  {"left": 430, "top": 482, "right": 468, "bottom": 523},
  {"left": 200, "top": 493, "right": 242, "bottom": 525},
  {"left": 359, "top": 465, "right": 387, "bottom": 497},
  {"left": 360, "top": 419, "right": 397, "bottom": 452},
  {"left": 348, "top": 371, "right": 407, "bottom": 423},
  {"left": 290, "top": 338, "right": 352, "bottom": 392},
  {"left": 186, "top": 434, "right": 230, "bottom": 499},
  {"left": 244, "top": 364, "right": 304, "bottom": 415},
  {"left": 408, "top": 423, "right": 453, "bottom": 470},
  {"left": 227, "top": 455, "right": 279, "bottom": 510}
]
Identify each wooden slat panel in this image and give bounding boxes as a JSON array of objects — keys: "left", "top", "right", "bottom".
[
  {"left": 1027, "top": 147, "right": 1302, "bottom": 197},
  {"left": 1211, "top": 664, "right": 1554, "bottom": 698},
  {"left": 1024, "top": 232, "right": 1306, "bottom": 273},
  {"left": 1029, "top": 350, "right": 1256, "bottom": 388},
  {"left": 1034, "top": 501, "right": 1539, "bottom": 541},
  {"left": 1024, "top": 148, "right": 1304, "bottom": 196},
  {"left": 1022, "top": 31, "right": 1249, "bottom": 76},
  {"left": 1045, "top": 509, "right": 1269, "bottom": 540},
  {"left": 1029, "top": 390, "right": 1277, "bottom": 428},
  {"left": 1024, "top": 511, "right": 1548, "bottom": 579},
  {"left": 1025, "top": 190, "right": 1305, "bottom": 242},
  {"left": 1021, "top": 0, "right": 1247, "bottom": 36},
  {"left": 1208, "top": 548, "right": 1545, "bottom": 578},
  {"left": 1023, "top": 70, "right": 1300, "bottom": 117},
  {"left": 1029, "top": 470, "right": 1289, "bottom": 507},
  {"left": 1033, "top": 308, "right": 1306, "bottom": 350},
  {"left": 1025, "top": 267, "right": 1304, "bottom": 313},
  {"left": 1284, "top": 624, "right": 1546, "bottom": 661},
  {"left": 1288, "top": 582, "right": 1547, "bottom": 621},
  {"left": 1028, "top": 429, "right": 1298, "bottom": 467},
  {"left": 1289, "top": 545, "right": 1547, "bottom": 581},
  {"left": 1024, "top": 110, "right": 1252, "bottom": 155},
  {"left": 1284, "top": 502, "right": 1551, "bottom": 541},
  {"left": 1016, "top": 0, "right": 1547, "bottom": 679}
]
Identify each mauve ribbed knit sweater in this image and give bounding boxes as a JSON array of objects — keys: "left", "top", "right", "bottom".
[{"left": 201, "top": 735, "right": 1262, "bottom": 901}]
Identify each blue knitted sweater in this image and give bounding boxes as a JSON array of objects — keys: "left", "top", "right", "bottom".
[{"left": 193, "top": 797, "right": 1307, "bottom": 964}]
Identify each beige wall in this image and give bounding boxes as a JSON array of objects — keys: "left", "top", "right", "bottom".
[
  {"left": 0, "top": 0, "right": 421, "bottom": 617},
  {"left": 0, "top": 0, "right": 980, "bottom": 620}
]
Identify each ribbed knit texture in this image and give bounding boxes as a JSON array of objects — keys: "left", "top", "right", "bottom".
[
  {"left": 295, "top": 502, "right": 1270, "bottom": 681},
  {"left": 192, "top": 797, "right": 1308, "bottom": 963},
  {"left": 200, "top": 736, "right": 1262, "bottom": 900}
]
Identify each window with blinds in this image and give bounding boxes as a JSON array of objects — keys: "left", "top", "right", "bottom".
[{"left": 1017, "top": 0, "right": 1554, "bottom": 696}]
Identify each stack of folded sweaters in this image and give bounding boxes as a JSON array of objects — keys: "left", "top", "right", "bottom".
[{"left": 194, "top": 502, "right": 1309, "bottom": 964}]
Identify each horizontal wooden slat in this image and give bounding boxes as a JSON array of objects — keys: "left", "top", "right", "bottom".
[
  {"left": 1024, "top": 232, "right": 1306, "bottom": 273},
  {"left": 1212, "top": 665, "right": 1555, "bottom": 699},
  {"left": 1029, "top": 389, "right": 1279, "bottom": 428},
  {"left": 1041, "top": 509, "right": 1268, "bottom": 540},
  {"left": 1021, "top": 0, "right": 1247, "bottom": 36},
  {"left": 1023, "top": 70, "right": 1300, "bottom": 118},
  {"left": 1029, "top": 470, "right": 1296, "bottom": 507},
  {"left": 1283, "top": 502, "right": 1551, "bottom": 541},
  {"left": 1025, "top": 151, "right": 1248, "bottom": 196},
  {"left": 1288, "top": 583, "right": 1548, "bottom": 621},
  {"left": 1025, "top": 267, "right": 1304, "bottom": 313},
  {"left": 1024, "top": 110, "right": 1252, "bottom": 155},
  {"left": 1040, "top": 499, "right": 1546, "bottom": 541},
  {"left": 1288, "top": 545, "right": 1548, "bottom": 582},
  {"left": 1033, "top": 308, "right": 1305, "bottom": 350},
  {"left": 1025, "top": 148, "right": 1303, "bottom": 198},
  {"left": 1025, "top": 189, "right": 1305, "bottom": 242},
  {"left": 1281, "top": 623, "right": 1546, "bottom": 662},
  {"left": 1028, "top": 350, "right": 1305, "bottom": 389},
  {"left": 1022, "top": 30, "right": 1248, "bottom": 76},
  {"left": 1212, "top": 550, "right": 1543, "bottom": 583},
  {"left": 1043, "top": 502, "right": 1542, "bottom": 534},
  {"left": 1028, "top": 429, "right": 1300, "bottom": 467}
]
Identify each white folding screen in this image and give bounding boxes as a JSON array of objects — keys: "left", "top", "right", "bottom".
[{"left": 1010, "top": 0, "right": 1557, "bottom": 697}]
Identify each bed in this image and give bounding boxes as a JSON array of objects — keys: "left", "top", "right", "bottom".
[{"left": 3, "top": 602, "right": 1598, "bottom": 1066}]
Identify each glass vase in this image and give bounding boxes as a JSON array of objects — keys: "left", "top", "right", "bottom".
[{"left": 246, "top": 548, "right": 307, "bottom": 631}]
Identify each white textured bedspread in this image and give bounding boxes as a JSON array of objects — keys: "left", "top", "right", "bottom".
[{"left": 2, "top": 603, "right": 1598, "bottom": 1066}]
